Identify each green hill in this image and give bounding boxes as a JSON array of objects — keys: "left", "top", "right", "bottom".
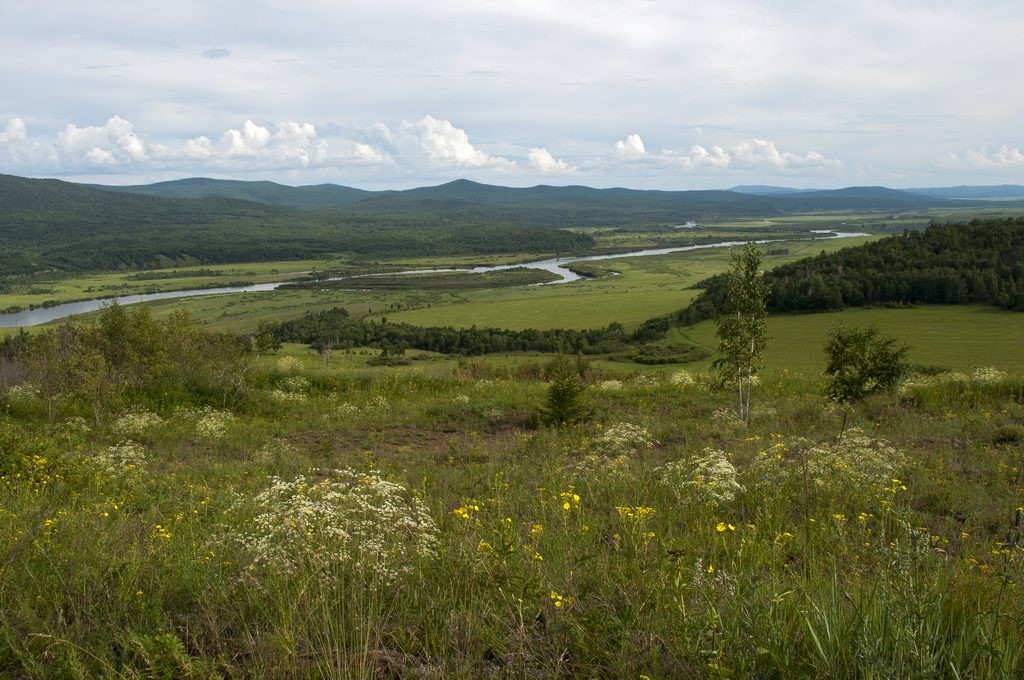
[{"left": 90, "top": 177, "right": 372, "bottom": 207}]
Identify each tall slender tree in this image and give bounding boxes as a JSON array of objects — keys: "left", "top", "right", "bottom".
[{"left": 714, "top": 243, "right": 769, "bottom": 425}]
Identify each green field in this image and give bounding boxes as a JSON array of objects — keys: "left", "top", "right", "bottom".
[{"left": 674, "top": 305, "right": 1024, "bottom": 374}]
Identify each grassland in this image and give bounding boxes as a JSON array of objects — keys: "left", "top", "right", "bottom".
[{"left": 2, "top": 346, "right": 1022, "bottom": 677}]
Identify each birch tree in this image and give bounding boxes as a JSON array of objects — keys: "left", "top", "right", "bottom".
[{"left": 714, "top": 242, "right": 769, "bottom": 425}]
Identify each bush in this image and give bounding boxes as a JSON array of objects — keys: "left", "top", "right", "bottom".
[
  {"left": 538, "top": 355, "right": 591, "bottom": 426},
  {"left": 824, "top": 324, "right": 909, "bottom": 403}
]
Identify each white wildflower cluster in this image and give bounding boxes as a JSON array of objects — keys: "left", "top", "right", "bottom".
[
  {"left": 972, "top": 367, "right": 1008, "bottom": 384},
  {"left": 111, "top": 408, "right": 164, "bottom": 438},
  {"left": 898, "top": 372, "right": 969, "bottom": 394},
  {"left": 747, "top": 430, "right": 905, "bottom": 498},
  {"left": 631, "top": 374, "right": 660, "bottom": 389},
  {"left": 807, "top": 429, "right": 905, "bottom": 495},
  {"left": 592, "top": 423, "right": 657, "bottom": 457},
  {"left": 230, "top": 468, "right": 439, "bottom": 585},
  {"left": 268, "top": 389, "right": 306, "bottom": 404},
  {"left": 275, "top": 356, "right": 301, "bottom": 374},
  {"left": 669, "top": 370, "right": 697, "bottom": 387},
  {"left": 280, "top": 376, "right": 311, "bottom": 393},
  {"left": 268, "top": 376, "right": 311, "bottom": 404},
  {"left": 367, "top": 395, "right": 390, "bottom": 411},
  {"left": 899, "top": 368, "right": 1011, "bottom": 395},
  {"left": 191, "top": 408, "right": 235, "bottom": 439},
  {"left": 337, "top": 402, "right": 363, "bottom": 418},
  {"left": 453, "top": 394, "right": 471, "bottom": 406},
  {"left": 597, "top": 380, "right": 624, "bottom": 391},
  {"left": 5, "top": 383, "right": 40, "bottom": 400},
  {"left": 58, "top": 416, "right": 91, "bottom": 437},
  {"left": 657, "top": 448, "right": 743, "bottom": 505},
  {"left": 94, "top": 441, "right": 147, "bottom": 478}
]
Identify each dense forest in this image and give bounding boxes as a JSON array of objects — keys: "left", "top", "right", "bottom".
[{"left": 663, "top": 218, "right": 1024, "bottom": 329}]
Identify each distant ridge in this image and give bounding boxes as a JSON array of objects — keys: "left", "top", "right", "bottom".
[
  {"left": 89, "top": 177, "right": 372, "bottom": 207},
  {"left": 904, "top": 185, "right": 1024, "bottom": 200},
  {"left": 728, "top": 185, "right": 814, "bottom": 195}
]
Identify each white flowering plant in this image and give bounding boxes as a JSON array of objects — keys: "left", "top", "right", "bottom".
[
  {"left": 657, "top": 448, "right": 744, "bottom": 505},
  {"left": 227, "top": 468, "right": 439, "bottom": 586}
]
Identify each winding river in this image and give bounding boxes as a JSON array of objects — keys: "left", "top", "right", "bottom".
[{"left": 0, "top": 231, "right": 867, "bottom": 328}]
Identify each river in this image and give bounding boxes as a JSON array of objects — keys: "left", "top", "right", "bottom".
[{"left": 0, "top": 231, "right": 868, "bottom": 328}]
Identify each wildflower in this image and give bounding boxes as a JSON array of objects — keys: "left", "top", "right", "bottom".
[
  {"left": 597, "top": 379, "right": 624, "bottom": 391},
  {"left": 227, "top": 468, "right": 438, "bottom": 586},
  {"left": 559, "top": 487, "right": 581, "bottom": 511},
  {"left": 658, "top": 448, "right": 743, "bottom": 506},
  {"left": 715, "top": 522, "right": 736, "bottom": 533},
  {"left": 112, "top": 408, "right": 163, "bottom": 437},
  {"left": 532, "top": 552, "right": 544, "bottom": 562},
  {"left": 669, "top": 369, "right": 696, "bottom": 387},
  {"left": 972, "top": 367, "right": 1008, "bottom": 384},
  {"left": 592, "top": 423, "right": 657, "bottom": 457},
  {"left": 95, "top": 441, "right": 147, "bottom": 479},
  {"left": 616, "top": 506, "right": 656, "bottom": 523}
]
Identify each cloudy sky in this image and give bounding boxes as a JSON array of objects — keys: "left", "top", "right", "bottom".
[{"left": 2, "top": 0, "right": 1022, "bottom": 190}]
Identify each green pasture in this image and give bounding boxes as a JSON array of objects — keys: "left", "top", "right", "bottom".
[{"left": 674, "top": 305, "right": 1024, "bottom": 374}]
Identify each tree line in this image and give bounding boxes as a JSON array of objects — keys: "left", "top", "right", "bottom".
[
  {"left": 274, "top": 307, "right": 631, "bottom": 356},
  {"left": 650, "top": 218, "right": 1024, "bottom": 332}
]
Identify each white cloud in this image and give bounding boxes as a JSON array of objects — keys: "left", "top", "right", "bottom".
[
  {"left": 528, "top": 147, "right": 575, "bottom": 175},
  {"left": 614, "top": 133, "right": 646, "bottom": 158},
  {"left": 938, "top": 146, "right": 1024, "bottom": 169},
  {"left": 0, "top": 118, "right": 28, "bottom": 144},
  {"left": 653, "top": 139, "right": 839, "bottom": 171},
  {"left": 395, "top": 115, "right": 514, "bottom": 169},
  {"left": 56, "top": 115, "right": 149, "bottom": 163},
  {"left": 685, "top": 144, "right": 731, "bottom": 168}
]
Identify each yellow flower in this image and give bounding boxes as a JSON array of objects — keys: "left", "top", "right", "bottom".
[{"left": 715, "top": 522, "right": 736, "bottom": 533}]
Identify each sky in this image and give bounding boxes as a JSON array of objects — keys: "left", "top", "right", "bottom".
[{"left": 1, "top": 0, "right": 1023, "bottom": 190}]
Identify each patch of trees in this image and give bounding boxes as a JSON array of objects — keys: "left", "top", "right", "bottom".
[
  {"left": 649, "top": 218, "right": 1024, "bottom": 332},
  {"left": 21, "top": 304, "right": 257, "bottom": 421},
  {"left": 274, "top": 308, "right": 632, "bottom": 356}
]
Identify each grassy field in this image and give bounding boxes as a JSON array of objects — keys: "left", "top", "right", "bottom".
[
  {"left": 376, "top": 235, "right": 881, "bottom": 332},
  {"left": 673, "top": 305, "right": 1024, "bottom": 375},
  {"left": 2, "top": 345, "right": 1023, "bottom": 677}
]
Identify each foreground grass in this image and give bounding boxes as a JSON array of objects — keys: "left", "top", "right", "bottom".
[{"left": 2, "top": 357, "right": 1022, "bottom": 677}]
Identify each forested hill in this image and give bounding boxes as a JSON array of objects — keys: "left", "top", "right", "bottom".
[
  {"left": 87, "top": 176, "right": 960, "bottom": 223},
  {"left": 90, "top": 177, "right": 373, "bottom": 207},
  {"left": 660, "top": 218, "right": 1024, "bottom": 331},
  {"left": 0, "top": 175, "right": 594, "bottom": 275}
]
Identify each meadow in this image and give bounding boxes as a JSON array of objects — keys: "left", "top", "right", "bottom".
[{"left": 1, "top": 343, "right": 1022, "bottom": 677}]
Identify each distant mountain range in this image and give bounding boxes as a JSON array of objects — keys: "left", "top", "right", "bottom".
[
  {"left": 2, "top": 173, "right": 1022, "bottom": 277},
  {"left": 79, "top": 175, "right": 998, "bottom": 212},
  {"left": 730, "top": 184, "right": 1024, "bottom": 200}
]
